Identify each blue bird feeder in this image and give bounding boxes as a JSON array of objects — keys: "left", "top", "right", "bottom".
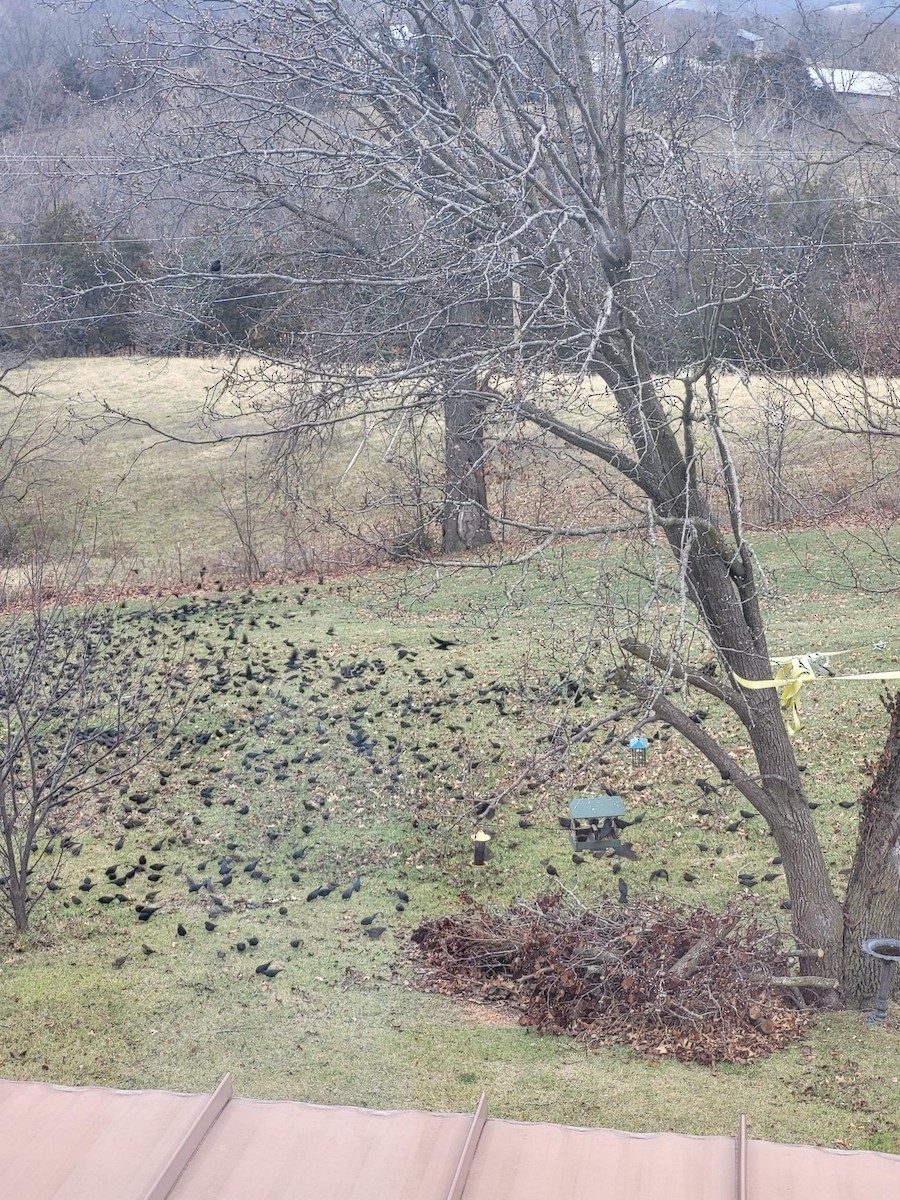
[{"left": 629, "top": 736, "right": 650, "bottom": 769}]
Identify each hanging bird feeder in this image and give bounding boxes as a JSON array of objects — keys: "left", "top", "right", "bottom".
[
  {"left": 629, "top": 736, "right": 650, "bottom": 769},
  {"left": 563, "top": 795, "right": 626, "bottom": 852}
]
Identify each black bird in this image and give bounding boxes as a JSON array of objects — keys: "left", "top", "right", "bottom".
[
  {"left": 364, "top": 925, "right": 386, "bottom": 939},
  {"left": 391, "top": 888, "right": 409, "bottom": 903},
  {"left": 141, "top": 944, "right": 156, "bottom": 955},
  {"left": 429, "top": 635, "right": 458, "bottom": 651},
  {"left": 682, "top": 872, "right": 697, "bottom": 882},
  {"left": 360, "top": 912, "right": 381, "bottom": 926},
  {"left": 261, "top": 966, "right": 283, "bottom": 979},
  {"left": 177, "top": 923, "right": 187, "bottom": 936},
  {"left": 545, "top": 864, "right": 559, "bottom": 877},
  {"left": 649, "top": 868, "right": 669, "bottom": 882},
  {"left": 613, "top": 842, "right": 639, "bottom": 862},
  {"left": 113, "top": 954, "right": 129, "bottom": 969},
  {"left": 617, "top": 878, "right": 628, "bottom": 904},
  {"left": 209, "top": 259, "right": 221, "bottom": 272},
  {"left": 254, "top": 961, "right": 272, "bottom": 975}
]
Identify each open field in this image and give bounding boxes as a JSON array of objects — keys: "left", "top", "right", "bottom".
[
  {"left": 5, "top": 357, "right": 900, "bottom": 584},
  {"left": 1, "top": 552, "right": 899, "bottom": 1150}
]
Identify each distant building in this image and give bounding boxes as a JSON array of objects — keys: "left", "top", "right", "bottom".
[
  {"left": 734, "top": 28, "right": 765, "bottom": 55},
  {"left": 808, "top": 65, "right": 898, "bottom": 109}
]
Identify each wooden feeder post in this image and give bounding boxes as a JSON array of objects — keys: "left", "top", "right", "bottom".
[{"left": 472, "top": 829, "right": 491, "bottom": 866}]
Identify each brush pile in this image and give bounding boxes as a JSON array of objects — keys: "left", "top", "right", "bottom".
[{"left": 411, "top": 895, "right": 812, "bottom": 1064}]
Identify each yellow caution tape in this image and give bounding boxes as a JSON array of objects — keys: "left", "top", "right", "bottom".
[{"left": 733, "top": 656, "right": 900, "bottom": 735}]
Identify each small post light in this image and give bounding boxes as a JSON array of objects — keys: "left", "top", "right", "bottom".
[
  {"left": 629, "top": 736, "right": 650, "bottom": 769},
  {"left": 861, "top": 937, "right": 900, "bottom": 1025},
  {"left": 472, "top": 829, "right": 491, "bottom": 866}
]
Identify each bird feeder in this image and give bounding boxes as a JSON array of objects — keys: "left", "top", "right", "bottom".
[
  {"left": 472, "top": 829, "right": 491, "bottom": 866},
  {"left": 629, "top": 736, "right": 650, "bottom": 769},
  {"left": 861, "top": 937, "right": 900, "bottom": 1025},
  {"left": 564, "top": 796, "right": 626, "bottom": 852}
]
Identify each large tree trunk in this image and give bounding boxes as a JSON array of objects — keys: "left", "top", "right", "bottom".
[
  {"left": 442, "top": 387, "right": 492, "bottom": 554},
  {"left": 841, "top": 692, "right": 900, "bottom": 1007},
  {"left": 744, "top": 714, "right": 846, "bottom": 985}
]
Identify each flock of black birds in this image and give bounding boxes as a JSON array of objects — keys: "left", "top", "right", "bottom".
[
  {"left": 33, "top": 584, "right": 552, "bottom": 978},
  {"left": 22, "top": 581, "right": 861, "bottom": 989}
]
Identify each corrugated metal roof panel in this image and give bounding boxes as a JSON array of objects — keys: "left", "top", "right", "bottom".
[
  {"left": 749, "top": 1137, "right": 900, "bottom": 1199},
  {"left": 0, "top": 1079, "right": 211, "bottom": 1200},
  {"left": 166, "top": 1099, "right": 473, "bottom": 1200},
  {"left": 459, "top": 1120, "right": 735, "bottom": 1200}
]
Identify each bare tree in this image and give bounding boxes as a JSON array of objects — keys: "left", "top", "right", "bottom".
[
  {"left": 0, "top": 558, "right": 190, "bottom": 933},
  {"left": 109, "top": 0, "right": 900, "bottom": 1001}
]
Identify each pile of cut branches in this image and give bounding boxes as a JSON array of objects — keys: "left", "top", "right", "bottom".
[{"left": 411, "top": 895, "right": 813, "bottom": 1064}]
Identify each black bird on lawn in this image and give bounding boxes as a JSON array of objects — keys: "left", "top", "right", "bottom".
[
  {"left": 612, "top": 842, "right": 639, "bottom": 862},
  {"left": 429, "top": 634, "right": 458, "bottom": 651},
  {"left": 618, "top": 878, "right": 628, "bottom": 905},
  {"left": 209, "top": 259, "right": 221, "bottom": 273}
]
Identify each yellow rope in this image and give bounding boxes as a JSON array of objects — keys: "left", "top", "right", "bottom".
[{"left": 733, "top": 655, "right": 900, "bottom": 735}]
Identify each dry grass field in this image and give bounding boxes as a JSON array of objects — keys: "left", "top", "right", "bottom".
[{"left": 4, "top": 356, "right": 900, "bottom": 586}]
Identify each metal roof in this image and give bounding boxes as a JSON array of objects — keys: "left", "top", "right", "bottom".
[
  {"left": 808, "top": 66, "right": 898, "bottom": 97},
  {"left": 1, "top": 1076, "right": 899, "bottom": 1199}
]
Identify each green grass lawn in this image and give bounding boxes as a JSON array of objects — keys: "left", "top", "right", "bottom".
[{"left": 1, "top": 558, "right": 899, "bottom": 1150}]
